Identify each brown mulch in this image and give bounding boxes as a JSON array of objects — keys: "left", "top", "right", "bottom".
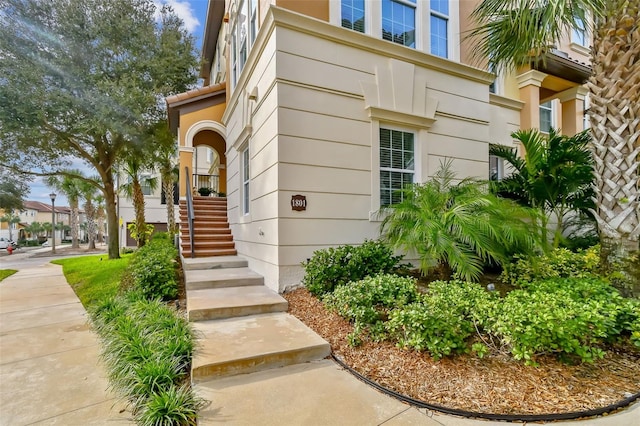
[{"left": 284, "top": 287, "right": 640, "bottom": 415}]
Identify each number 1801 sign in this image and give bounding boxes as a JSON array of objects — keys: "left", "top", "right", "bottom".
[{"left": 291, "top": 194, "right": 307, "bottom": 211}]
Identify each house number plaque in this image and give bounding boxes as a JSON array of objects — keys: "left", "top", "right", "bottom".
[{"left": 291, "top": 194, "right": 307, "bottom": 211}]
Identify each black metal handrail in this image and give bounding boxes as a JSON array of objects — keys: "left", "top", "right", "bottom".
[{"left": 184, "top": 166, "right": 195, "bottom": 258}]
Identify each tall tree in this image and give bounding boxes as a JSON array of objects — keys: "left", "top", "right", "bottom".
[
  {"left": 79, "top": 180, "right": 99, "bottom": 249},
  {"left": 470, "top": 0, "right": 639, "bottom": 272},
  {"left": 0, "top": 0, "right": 198, "bottom": 259},
  {"left": 47, "top": 170, "right": 84, "bottom": 248}
]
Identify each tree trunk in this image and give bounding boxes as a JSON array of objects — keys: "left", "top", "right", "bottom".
[
  {"left": 103, "top": 178, "right": 120, "bottom": 259},
  {"left": 587, "top": 1, "right": 640, "bottom": 277},
  {"left": 163, "top": 179, "right": 176, "bottom": 234},
  {"left": 132, "top": 178, "right": 147, "bottom": 247},
  {"left": 85, "top": 200, "right": 96, "bottom": 250},
  {"left": 70, "top": 199, "right": 79, "bottom": 249}
]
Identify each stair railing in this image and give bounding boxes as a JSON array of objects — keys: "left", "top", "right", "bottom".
[{"left": 184, "top": 166, "right": 195, "bottom": 258}]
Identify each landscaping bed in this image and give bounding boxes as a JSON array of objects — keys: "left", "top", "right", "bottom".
[{"left": 285, "top": 287, "right": 640, "bottom": 415}]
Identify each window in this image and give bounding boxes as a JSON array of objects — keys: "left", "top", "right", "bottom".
[
  {"left": 242, "top": 148, "right": 250, "bottom": 215},
  {"left": 237, "top": 0, "right": 248, "bottom": 72},
  {"left": 380, "top": 128, "right": 414, "bottom": 206},
  {"left": 341, "top": 0, "right": 365, "bottom": 33},
  {"left": 489, "top": 152, "right": 504, "bottom": 181},
  {"left": 249, "top": 0, "right": 258, "bottom": 43},
  {"left": 430, "top": 0, "right": 448, "bottom": 58},
  {"left": 382, "top": 0, "right": 416, "bottom": 48},
  {"left": 231, "top": 32, "right": 237, "bottom": 88},
  {"left": 141, "top": 178, "right": 152, "bottom": 196},
  {"left": 572, "top": 16, "right": 587, "bottom": 47},
  {"left": 539, "top": 101, "right": 553, "bottom": 133}
]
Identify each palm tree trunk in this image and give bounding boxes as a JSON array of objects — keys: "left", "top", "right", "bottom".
[
  {"left": 163, "top": 179, "right": 176, "bottom": 234},
  {"left": 132, "top": 179, "right": 147, "bottom": 247},
  {"left": 587, "top": 1, "right": 640, "bottom": 292},
  {"left": 70, "top": 200, "right": 79, "bottom": 249}
]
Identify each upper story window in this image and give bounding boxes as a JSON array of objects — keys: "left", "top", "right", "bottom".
[
  {"left": 341, "top": 0, "right": 365, "bottom": 33},
  {"left": 539, "top": 101, "right": 554, "bottom": 133},
  {"left": 572, "top": 16, "right": 587, "bottom": 47},
  {"left": 230, "top": 0, "right": 258, "bottom": 90},
  {"left": 430, "top": 0, "right": 448, "bottom": 58},
  {"left": 382, "top": 0, "right": 416, "bottom": 48},
  {"left": 380, "top": 128, "right": 414, "bottom": 206}
]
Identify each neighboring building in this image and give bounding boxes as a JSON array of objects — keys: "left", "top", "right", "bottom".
[
  {"left": 18, "top": 201, "right": 78, "bottom": 242},
  {"left": 168, "top": 0, "right": 591, "bottom": 292}
]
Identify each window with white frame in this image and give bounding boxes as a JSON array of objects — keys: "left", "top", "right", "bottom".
[
  {"left": 489, "top": 151, "right": 504, "bottom": 181},
  {"left": 381, "top": 0, "right": 416, "bottom": 48},
  {"left": 572, "top": 16, "right": 587, "bottom": 47},
  {"left": 341, "top": 0, "right": 365, "bottom": 33},
  {"left": 237, "top": 0, "right": 248, "bottom": 72},
  {"left": 430, "top": 0, "right": 449, "bottom": 58},
  {"left": 380, "top": 128, "right": 414, "bottom": 206},
  {"left": 249, "top": 0, "right": 258, "bottom": 43},
  {"left": 241, "top": 147, "right": 250, "bottom": 215},
  {"left": 539, "top": 101, "right": 553, "bottom": 133},
  {"left": 230, "top": 0, "right": 258, "bottom": 90}
]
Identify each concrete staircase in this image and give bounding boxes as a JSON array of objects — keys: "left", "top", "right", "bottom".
[
  {"left": 182, "top": 256, "right": 330, "bottom": 384},
  {"left": 179, "top": 197, "right": 237, "bottom": 257}
]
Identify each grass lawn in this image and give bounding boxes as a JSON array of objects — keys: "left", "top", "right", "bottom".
[
  {"left": 53, "top": 254, "right": 131, "bottom": 309},
  {"left": 0, "top": 269, "right": 17, "bottom": 281}
]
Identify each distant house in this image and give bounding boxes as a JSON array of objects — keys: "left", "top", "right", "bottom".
[
  {"left": 166, "top": 0, "right": 591, "bottom": 293},
  {"left": 18, "top": 201, "right": 85, "bottom": 242}
]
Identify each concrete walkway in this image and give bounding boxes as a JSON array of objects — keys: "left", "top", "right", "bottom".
[
  {"left": 0, "top": 263, "right": 131, "bottom": 425},
  {"left": 0, "top": 262, "right": 638, "bottom": 425}
]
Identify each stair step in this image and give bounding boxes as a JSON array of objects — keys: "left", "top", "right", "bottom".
[
  {"left": 191, "top": 248, "right": 238, "bottom": 257},
  {"left": 181, "top": 240, "right": 235, "bottom": 249},
  {"left": 185, "top": 267, "right": 263, "bottom": 290},
  {"left": 181, "top": 255, "right": 247, "bottom": 270},
  {"left": 187, "top": 286, "right": 287, "bottom": 321},
  {"left": 182, "top": 234, "right": 234, "bottom": 243},
  {"left": 191, "top": 312, "right": 330, "bottom": 382}
]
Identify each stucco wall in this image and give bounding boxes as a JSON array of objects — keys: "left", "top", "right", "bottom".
[{"left": 222, "top": 7, "right": 520, "bottom": 292}]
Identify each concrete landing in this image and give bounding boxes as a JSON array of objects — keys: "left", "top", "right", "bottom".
[
  {"left": 195, "top": 359, "right": 440, "bottom": 425},
  {"left": 191, "top": 312, "right": 330, "bottom": 382},
  {"left": 187, "top": 285, "right": 287, "bottom": 321},
  {"left": 181, "top": 255, "right": 247, "bottom": 270},
  {"left": 184, "top": 267, "right": 263, "bottom": 291}
]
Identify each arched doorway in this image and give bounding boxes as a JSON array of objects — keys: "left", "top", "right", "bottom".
[{"left": 192, "top": 129, "right": 227, "bottom": 196}]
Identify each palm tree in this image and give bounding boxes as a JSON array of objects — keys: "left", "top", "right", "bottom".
[
  {"left": 119, "top": 158, "right": 158, "bottom": 248},
  {"left": 159, "top": 158, "right": 179, "bottom": 235},
  {"left": 23, "top": 221, "right": 44, "bottom": 241},
  {"left": 490, "top": 129, "right": 595, "bottom": 247},
  {"left": 470, "top": 0, "right": 639, "bottom": 275},
  {"left": 380, "top": 160, "right": 543, "bottom": 281},
  {"left": 0, "top": 212, "right": 20, "bottom": 241},
  {"left": 47, "top": 170, "right": 84, "bottom": 248},
  {"left": 78, "top": 180, "right": 100, "bottom": 249}
]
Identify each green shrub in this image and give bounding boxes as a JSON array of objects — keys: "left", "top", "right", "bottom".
[
  {"left": 323, "top": 274, "right": 418, "bottom": 343},
  {"left": 386, "top": 281, "right": 496, "bottom": 360},
  {"left": 126, "top": 237, "right": 179, "bottom": 300},
  {"left": 481, "top": 278, "right": 627, "bottom": 365},
  {"left": 90, "top": 293, "right": 199, "bottom": 422},
  {"left": 500, "top": 246, "right": 600, "bottom": 286},
  {"left": 302, "top": 240, "right": 403, "bottom": 296},
  {"left": 135, "top": 385, "right": 205, "bottom": 426}
]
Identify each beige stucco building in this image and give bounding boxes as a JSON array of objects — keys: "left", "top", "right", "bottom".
[{"left": 169, "top": 0, "right": 591, "bottom": 292}]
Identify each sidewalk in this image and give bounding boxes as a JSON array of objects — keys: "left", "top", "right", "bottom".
[{"left": 0, "top": 263, "right": 130, "bottom": 425}]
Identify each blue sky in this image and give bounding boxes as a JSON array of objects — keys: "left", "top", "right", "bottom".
[{"left": 27, "top": 0, "right": 209, "bottom": 207}]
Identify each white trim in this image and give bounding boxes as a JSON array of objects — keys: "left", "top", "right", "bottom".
[{"left": 184, "top": 120, "right": 226, "bottom": 149}]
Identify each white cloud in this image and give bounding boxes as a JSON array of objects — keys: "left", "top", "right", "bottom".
[{"left": 155, "top": 0, "right": 201, "bottom": 34}]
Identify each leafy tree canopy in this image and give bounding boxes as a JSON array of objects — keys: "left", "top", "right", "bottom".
[
  {"left": 0, "top": 167, "right": 29, "bottom": 211},
  {"left": 0, "top": 0, "right": 198, "bottom": 257}
]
